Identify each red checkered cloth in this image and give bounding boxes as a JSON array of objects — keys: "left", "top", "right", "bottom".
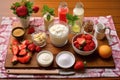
[{"left": 0, "top": 16, "right": 120, "bottom": 79}]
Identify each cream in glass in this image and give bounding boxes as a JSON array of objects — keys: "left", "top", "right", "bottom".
[{"left": 49, "top": 22, "right": 69, "bottom": 47}]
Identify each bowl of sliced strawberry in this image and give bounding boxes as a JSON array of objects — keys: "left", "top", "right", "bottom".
[{"left": 72, "top": 33, "right": 98, "bottom": 56}]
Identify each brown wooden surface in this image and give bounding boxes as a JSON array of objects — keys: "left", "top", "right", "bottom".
[
  {"left": 5, "top": 32, "right": 115, "bottom": 69},
  {"left": 0, "top": 0, "right": 120, "bottom": 79}
]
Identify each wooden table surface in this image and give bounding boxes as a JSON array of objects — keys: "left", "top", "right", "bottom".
[{"left": 0, "top": 0, "right": 120, "bottom": 80}]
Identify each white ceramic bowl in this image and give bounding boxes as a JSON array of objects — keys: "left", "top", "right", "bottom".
[
  {"left": 72, "top": 33, "right": 98, "bottom": 56},
  {"left": 37, "top": 50, "right": 54, "bottom": 67},
  {"left": 56, "top": 51, "right": 75, "bottom": 69}
]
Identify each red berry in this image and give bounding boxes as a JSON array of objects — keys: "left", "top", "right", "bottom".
[
  {"left": 18, "top": 52, "right": 31, "bottom": 64},
  {"left": 28, "top": 43, "right": 36, "bottom": 51},
  {"left": 85, "top": 34, "right": 92, "bottom": 40},
  {"left": 90, "top": 41, "right": 95, "bottom": 47},
  {"left": 74, "top": 43, "right": 80, "bottom": 49},
  {"left": 81, "top": 34, "right": 86, "bottom": 38},
  {"left": 12, "top": 45, "right": 19, "bottom": 55},
  {"left": 83, "top": 45, "right": 89, "bottom": 51},
  {"left": 74, "top": 61, "right": 85, "bottom": 70},
  {"left": 19, "top": 49, "right": 27, "bottom": 56},
  {"left": 27, "top": 27, "right": 35, "bottom": 34},
  {"left": 12, "top": 39, "right": 19, "bottom": 45},
  {"left": 11, "top": 55, "right": 18, "bottom": 65},
  {"left": 22, "top": 39, "right": 31, "bottom": 46},
  {"left": 33, "top": 6, "right": 39, "bottom": 13},
  {"left": 77, "top": 38, "right": 86, "bottom": 45},
  {"left": 35, "top": 46, "right": 41, "bottom": 52},
  {"left": 18, "top": 44, "right": 27, "bottom": 50},
  {"left": 16, "top": 6, "right": 28, "bottom": 17},
  {"left": 86, "top": 40, "right": 92, "bottom": 44}
]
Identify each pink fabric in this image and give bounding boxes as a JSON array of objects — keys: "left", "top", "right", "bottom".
[{"left": 0, "top": 16, "right": 120, "bottom": 79}]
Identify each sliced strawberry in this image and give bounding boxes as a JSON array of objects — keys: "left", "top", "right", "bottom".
[
  {"left": 12, "top": 45, "right": 19, "bottom": 55},
  {"left": 73, "top": 40, "right": 78, "bottom": 45},
  {"left": 12, "top": 39, "right": 19, "bottom": 45},
  {"left": 11, "top": 55, "right": 18, "bottom": 65},
  {"left": 18, "top": 44, "right": 27, "bottom": 50},
  {"left": 22, "top": 39, "right": 31, "bottom": 46},
  {"left": 35, "top": 46, "right": 41, "bottom": 52},
  {"left": 28, "top": 43, "right": 36, "bottom": 51},
  {"left": 18, "top": 52, "right": 31, "bottom": 64},
  {"left": 19, "top": 49, "right": 27, "bottom": 56},
  {"left": 27, "top": 27, "right": 35, "bottom": 34},
  {"left": 77, "top": 38, "right": 86, "bottom": 45},
  {"left": 81, "top": 34, "right": 86, "bottom": 38}
]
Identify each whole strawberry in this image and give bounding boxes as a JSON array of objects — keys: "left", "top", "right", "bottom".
[
  {"left": 28, "top": 43, "right": 36, "bottom": 51},
  {"left": 35, "top": 46, "right": 41, "bottom": 52},
  {"left": 74, "top": 61, "right": 86, "bottom": 70},
  {"left": 27, "top": 27, "right": 35, "bottom": 34},
  {"left": 16, "top": 6, "right": 28, "bottom": 17},
  {"left": 33, "top": 6, "right": 39, "bottom": 13}
]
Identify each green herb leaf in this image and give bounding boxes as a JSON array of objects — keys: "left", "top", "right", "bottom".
[
  {"left": 66, "top": 14, "right": 79, "bottom": 26},
  {"left": 47, "top": 14, "right": 51, "bottom": 21},
  {"left": 42, "top": 5, "right": 54, "bottom": 16},
  {"left": 14, "top": 2, "right": 21, "bottom": 7}
]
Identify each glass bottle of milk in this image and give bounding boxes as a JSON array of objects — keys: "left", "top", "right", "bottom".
[{"left": 73, "top": 2, "right": 84, "bottom": 26}]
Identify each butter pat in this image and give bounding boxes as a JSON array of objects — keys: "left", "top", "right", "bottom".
[{"left": 37, "top": 50, "right": 53, "bottom": 67}]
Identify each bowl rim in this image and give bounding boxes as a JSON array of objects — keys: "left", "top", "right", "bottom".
[
  {"left": 55, "top": 51, "right": 75, "bottom": 68},
  {"left": 72, "top": 33, "right": 98, "bottom": 54}
]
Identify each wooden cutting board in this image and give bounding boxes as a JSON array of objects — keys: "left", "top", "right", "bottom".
[{"left": 5, "top": 33, "right": 115, "bottom": 69}]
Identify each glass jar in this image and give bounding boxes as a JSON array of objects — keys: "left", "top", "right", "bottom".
[
  {"left": 73, "top": 2, "right": 84, "bottom": 25},
  {"left": 48, "top": 22, "right": 69, "bottom": 47},
  {"left": 58, "top": 2, "right": 69, "bottom": 23},
  {"left": 70, "top": 21, "right": 82, "bottom": 34}
]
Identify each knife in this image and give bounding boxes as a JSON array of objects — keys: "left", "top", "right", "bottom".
[{"left": 6, "top": 69, "right": 75, "bottom": 75}]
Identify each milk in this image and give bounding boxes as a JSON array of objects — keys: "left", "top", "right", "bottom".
[
  {"left": 49, "top": 23, "right": 69, "bottom": 47},
  {"left": 73, "top": 2, "right": 84, "bottom": 25}
]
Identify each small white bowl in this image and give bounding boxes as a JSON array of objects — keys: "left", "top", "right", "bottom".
[
  {"left": 72, "top": 33, "right": 98, "bottom": 56},
  {"left": 56, "top": 51, "right": 75, "bottom": 69},
  {"left": 37, "top": 50, "right": 54, "bottom": 67}
]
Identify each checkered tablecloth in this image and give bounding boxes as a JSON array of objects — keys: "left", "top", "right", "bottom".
[{"left": 0, "top": 16, "right": 120, "bottom": 78}]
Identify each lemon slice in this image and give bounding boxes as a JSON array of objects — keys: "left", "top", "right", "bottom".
[{"left": 71, "top": 24, "right": 80, "bottom": 33}]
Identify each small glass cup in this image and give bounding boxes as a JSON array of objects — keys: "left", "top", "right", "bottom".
[
  {"left": 31, "top": 32, "right": 47, "bottom": 47},
  {"left": 83, "top": 20, "right": 95, "bottom": 35},
  {"left": 94, "top": 23, "right": 111, "bottom": 40}
]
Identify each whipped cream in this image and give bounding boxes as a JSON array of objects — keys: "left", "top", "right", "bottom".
[{"left": 49, "top": 23, "right": 69, "bottom": 47}]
